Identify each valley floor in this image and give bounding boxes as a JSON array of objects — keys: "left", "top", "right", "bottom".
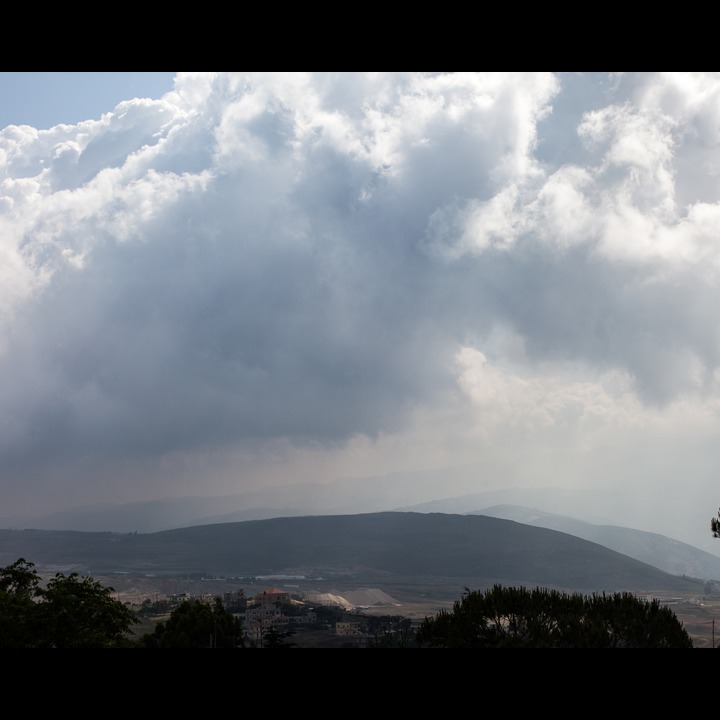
[{"left": 98, "top": 573, "right": 720, "bottom": 648}]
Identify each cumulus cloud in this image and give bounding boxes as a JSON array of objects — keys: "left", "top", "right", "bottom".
[{"left": 4, "top": 72, "right": 720, "bottom": 541}]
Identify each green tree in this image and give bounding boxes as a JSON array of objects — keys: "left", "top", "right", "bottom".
[
  {"left": 0, "top": 558, "right": 42, "bottom": 648},
  {"left": 415, "top": 584, "right": 693, "bottom": 648},
  {"left": 141, "top": 598, "right": 244, "bottom": 648},
  {"left": 36, "top": 571, "right": 140, "bottom": 648},
  {"left": 369, "top": 626, "right": 418, "bottom": 648},
  {"left": 367, "top": 615, "right": 418, "bottom": 648},
  {"left": 711, "top": 508, "right": 720, "bottom": 538},
  {"left": 259, "top": 623, "right": 297, "bottom": 648},
  {"left": 0, "top": 557, "right": 139, "bottom": 648}
]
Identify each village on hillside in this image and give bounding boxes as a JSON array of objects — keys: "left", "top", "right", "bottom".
[{"left": 117, "top": 578, "right": 422, "bottom": 648}]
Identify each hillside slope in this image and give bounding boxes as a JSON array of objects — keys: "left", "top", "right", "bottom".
[
  {"left": 473, "top": 505, "right": 720, "bottom": 581},
  {"left": 0, "top": 511, "right": 707, "bottom": 597}
]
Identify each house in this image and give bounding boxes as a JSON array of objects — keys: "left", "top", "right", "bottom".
[
  {"left": 243, "top": 587, "right": 318, "bottom": 643},
  {"left": 255, "top": 588, "right": 290, "bottom": 606},
  {"left": 336, "top": 621, "right": 363, "bottom": 636}
]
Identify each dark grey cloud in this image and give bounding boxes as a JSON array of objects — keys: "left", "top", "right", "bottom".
[{"left": 4, "top": 72, "right": 720, "bottom": 534}]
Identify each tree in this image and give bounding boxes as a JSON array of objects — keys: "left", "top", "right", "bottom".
[
  {"left": 711, "top": 508, "right": 720, "bottom": 538},
  {"left": 36, "top": 571, "right": 140, "bottom": 648},
  {"left": 415, "top": 584, "right": 693, "bottom": 648},
  {"left": 141, "top": 598, "right": 244, "bottom": 648},
  {"left": 369, "top": 625, "right": 418, "bottom": 648},
  {"left": 0, "top": 557, "right": 139, "bottom": 648},
  {"left": 0, "top": 558, "right": 42, "bottom": 648},
  {"left": 258, "top": 623, "right": 297, "bottom": 648},
  {"left": 367, "top": 615, "right": 418, "bottom": 648}
]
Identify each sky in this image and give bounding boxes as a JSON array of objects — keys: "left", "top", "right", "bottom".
[{"left": 3, "top": 72, "right": 720, "bottom": 551}]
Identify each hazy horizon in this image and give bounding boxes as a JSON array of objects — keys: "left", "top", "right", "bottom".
[{"left": 3, "top": 73, "right": 720, "bottom": 554}]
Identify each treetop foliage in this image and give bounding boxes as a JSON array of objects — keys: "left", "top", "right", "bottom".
[
  {"left": 711, "top": 508, "right": 720, "bottom": 539},
  {"left": 415, "top": 584, "right": 693, "bottom": 648},
  {"left": 0, "top": 557, "right": 139, "bottom": 648},
  {"left": 141, "top": 597, "right": 245, "bottom": 648}
]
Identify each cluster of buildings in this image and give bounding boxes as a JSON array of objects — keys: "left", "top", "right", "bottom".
[
  {"left": 242, "top": 587, "right": 318, "bottom": 644},
  {"left": 151, "top": 584, "right": 420, "bottom": 646}
]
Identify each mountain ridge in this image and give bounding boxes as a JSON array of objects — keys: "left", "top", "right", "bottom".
[
  {"left": 473, "top": 504, "right": 720, "bottom": 580},
  {"left": 0, "top": 511, "right": 711, "bottom": 598}
]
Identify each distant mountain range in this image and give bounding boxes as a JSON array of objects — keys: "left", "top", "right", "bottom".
[
  {"left": 0, "top": 472, "right": 659, "bottom": 536},
  {"left": 3, "top": 474, "right": 720, "bottom": 586},
  {"left": 472, "top": 504, "right": 720, "bottom": 581},
  {"left": 0, "top": 512, "right": 714, "bottom": 599}
]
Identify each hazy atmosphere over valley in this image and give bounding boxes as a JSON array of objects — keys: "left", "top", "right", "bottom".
[{"left": 3, "top": 72, "right": 720, "bottom": 555}]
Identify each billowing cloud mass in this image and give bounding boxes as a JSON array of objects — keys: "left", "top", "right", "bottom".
[{"left": 4, "top": 72, "right": 720, "bottom": 550}]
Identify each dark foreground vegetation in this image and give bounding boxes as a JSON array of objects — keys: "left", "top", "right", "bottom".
[
  {"left": 0, "top": 557, "right": 695, "bottom": 648},
  {"left": 414, "top": 585, "right": 693, "bottom": 648}
]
